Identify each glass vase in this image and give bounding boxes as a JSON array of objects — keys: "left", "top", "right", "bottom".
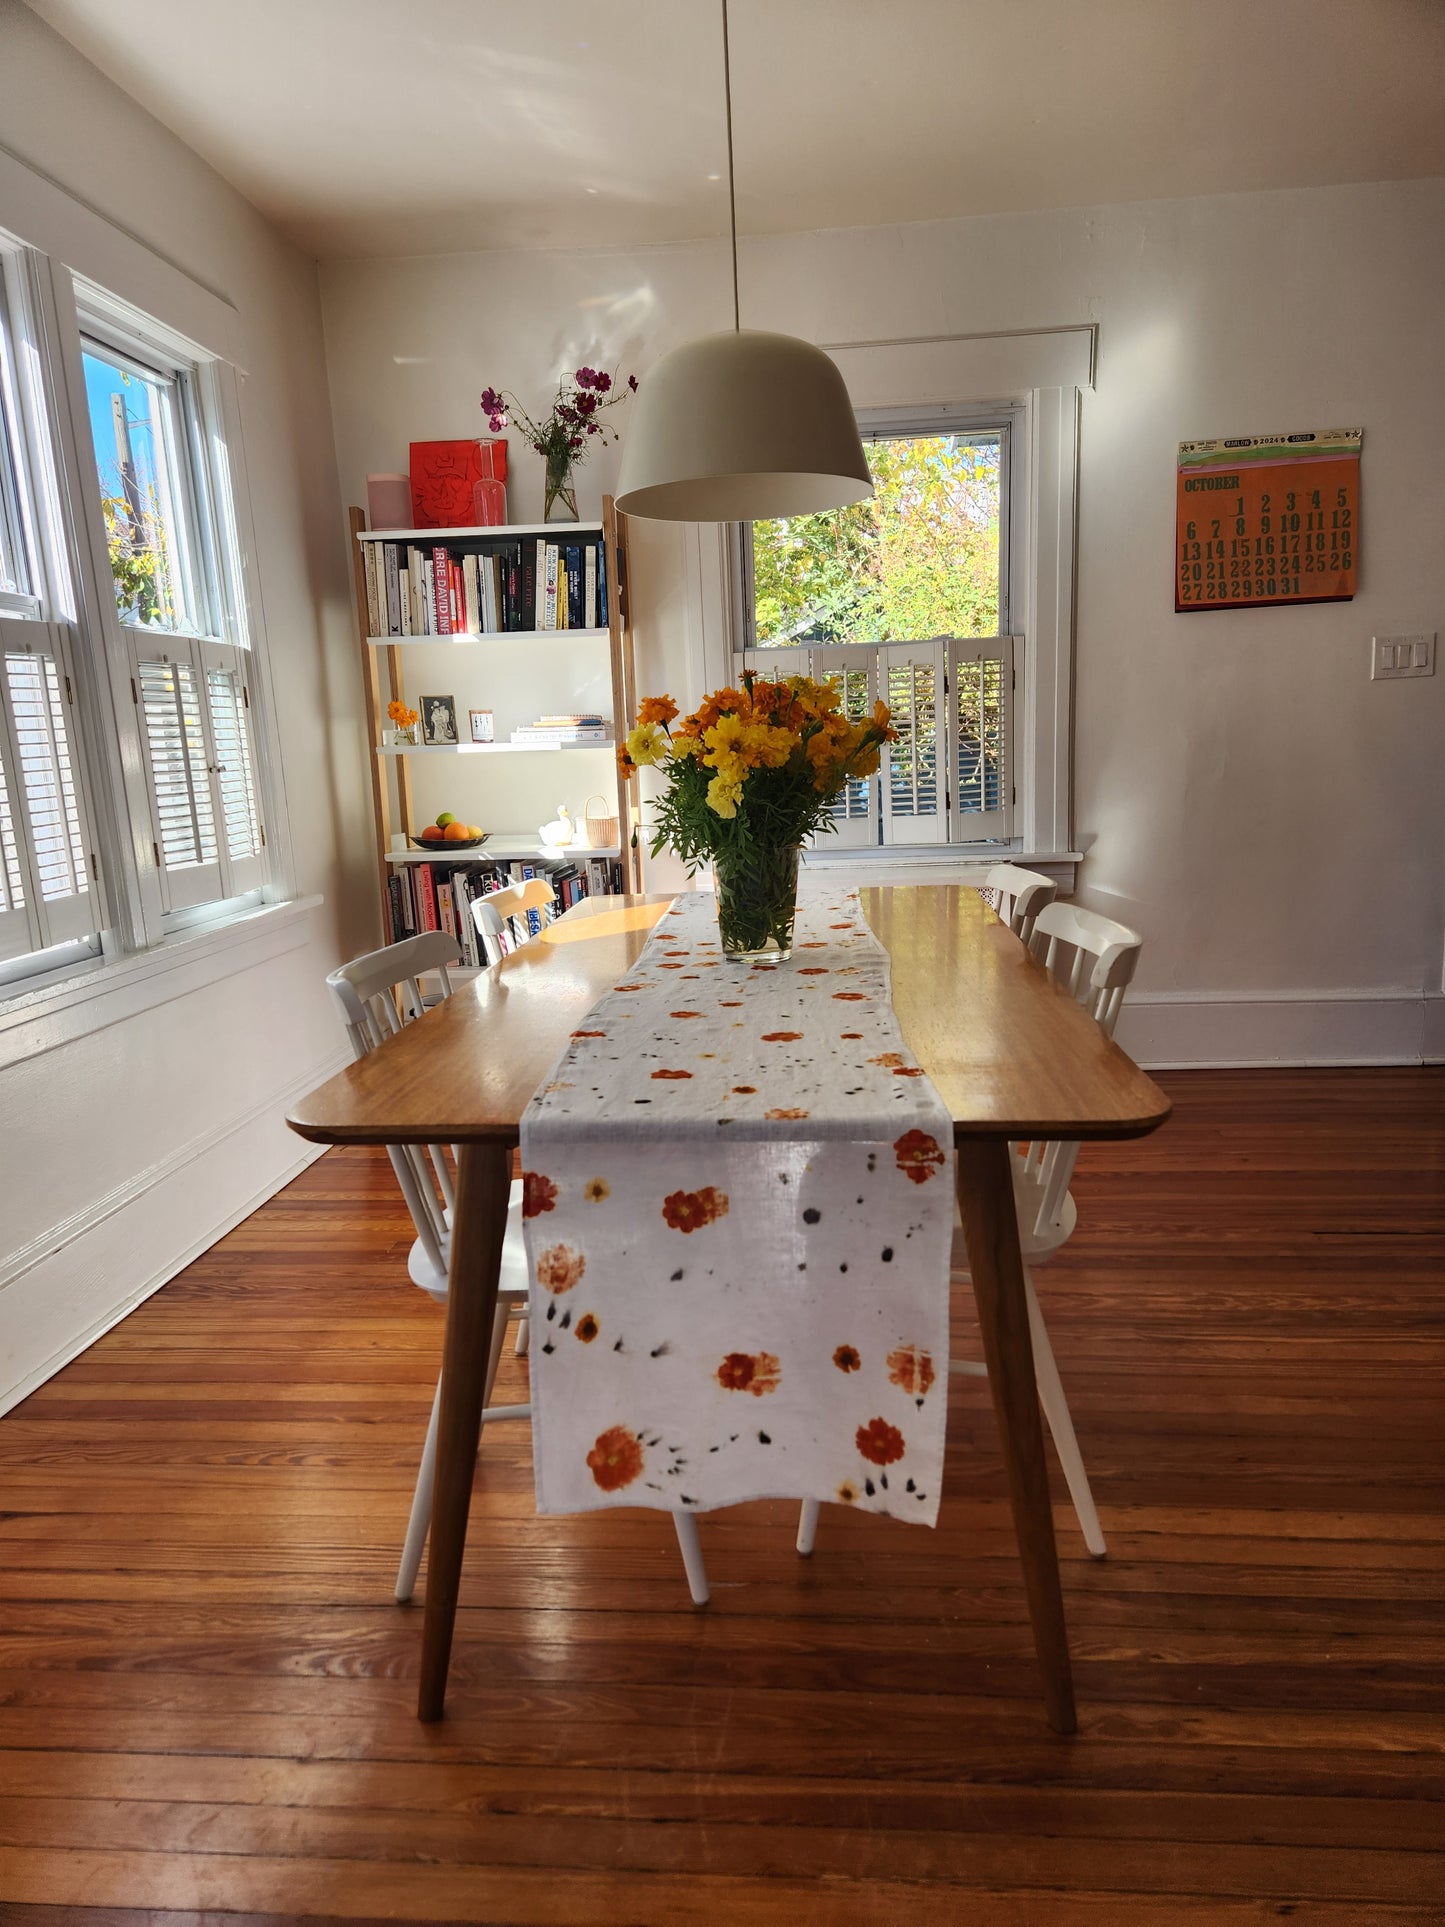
[
  {"left": 713, "top": 843, "right": 800, "bottom": 962},
  {"left": 544, "top": 454, "right": 578, "bottom": 522}
]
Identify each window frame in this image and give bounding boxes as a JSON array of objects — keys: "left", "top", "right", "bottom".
[
  {"left": 731, "top": 405, "right": 1020, "bottom": 853},
  {"left": 0, "top": 197, "right": 291, "bottom": 1003}
]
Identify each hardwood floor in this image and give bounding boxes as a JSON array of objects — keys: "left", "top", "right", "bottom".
[{"left": 1, "top": 1067, "right": 1441, "bottom": 1924}]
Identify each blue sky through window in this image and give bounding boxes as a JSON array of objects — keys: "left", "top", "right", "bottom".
[{"left": 82, "top": 349, "right": 160, "bottom": 504}]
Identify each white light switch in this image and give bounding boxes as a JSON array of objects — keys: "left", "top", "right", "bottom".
[{"left": 1371, "top": 632, "right": 1436, "bottom": 680}]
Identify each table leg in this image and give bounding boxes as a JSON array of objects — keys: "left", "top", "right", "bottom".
[
  {"left": 955, "top": 1136, "right": 1077, "bottom": 1735},
  {"left": 418, "top": 1138, "right": 513, "bottom": 1722}
]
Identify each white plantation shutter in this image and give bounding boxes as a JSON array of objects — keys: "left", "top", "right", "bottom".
[
  {"left": 0, "top": 621, "right": 100, "bottom": 959},
  {"left": 880, "top": 641, "right": 947, "bottom": 845},
  {"left": 200, "top": 639, "right": 264, "bottom": 893},
  {"left": 952, "top": 636, "right": 1014, "bottom": 840},
  {"left": 131, "top": 633, "right": 266, "bottom": 913},
  {"left": 810, "top": 643, "right": 879, "bottom": 848}
]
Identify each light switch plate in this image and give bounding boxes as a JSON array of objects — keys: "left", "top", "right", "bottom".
[{"left": 1371, "top": 632, "right": 1436, "bottom": 680}]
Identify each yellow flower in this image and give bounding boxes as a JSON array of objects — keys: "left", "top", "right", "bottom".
[
  {"left": 625, "top": 722, "right": 670, "bottom": 767},
  {"left": 671, "top": 732, "right": 701, "bottom": 757},
  {"left": 702, "top": 713, "right": 749, "bottom": 766},
  {"left": 706, "top": 769, "right": 745, "bottom": 818},
  {"left": 738, "top": 720, "right": 795, "bottom": 769}
]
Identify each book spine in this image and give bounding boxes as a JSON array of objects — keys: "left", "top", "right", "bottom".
[
  {"left": 363, "top": 542, "right": 381, "bottom": 636},
  {"left": 400, "top": 865, "right": 417, "bottom": 934},
  {"left": 431, "top": 545, "right": 452, "bottom": 634},
  {"left": 385, "top": 872, "right": 401, "bottom": 943},
  {"left": 486, "top": 554, "right": 500, "bottom": 632},
  {"left": 533, "top": 537, "right": 546, "bottom": 634},
  {"left": 598, "top": 544, "right": 608, "bottom": 628},
  {"left": 584, "top": 544, "right": 597, "bottom": 629},
  {"left": 437, "top": 879, "right": 456, "bottom": 940},
  {"left": 508, "top": 545, "right": 522, "bottom": 630},
  {"left": 543, "top": 544, "right": 559, "bottom": 629},
  {"left": 383, "top": 543, "right": 401, "bottom": 636},
  {"left": 463, "top": 553, "right": 479, "bottom": 634},
  {"left": 565, "top": 546, "right": 582, "bottom": 629},
  {"left": 416, "top": 862, "right": 439, "bottom": 933},
  {"left": 521, "top": 542, "right": 536, "bottom": 631}
]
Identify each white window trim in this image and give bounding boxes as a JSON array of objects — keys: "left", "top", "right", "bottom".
[
  {"left": 696, "top": 367, "right": 1083, "bottom": 874},
  {"left": 0, "top": 142, "right": 298, "bottom": 1009}
]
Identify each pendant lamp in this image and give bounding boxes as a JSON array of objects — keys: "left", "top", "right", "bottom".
[{"left": 614, "top": 1, "right": 872, "bottom": 523}]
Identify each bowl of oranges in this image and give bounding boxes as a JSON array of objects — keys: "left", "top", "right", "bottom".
[{"left": 411, "top": 812, "right": 488, "bottom": 851}]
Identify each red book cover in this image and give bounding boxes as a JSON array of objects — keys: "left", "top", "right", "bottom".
[
  {"left": 410, "top": 439, "right": 509, "bottom": 529},
  {"left": 430, "top": 545, "right": 452, "bottom": 634},
  {"left": 415, "top": 863, "right": 439, "bottom": 933}
]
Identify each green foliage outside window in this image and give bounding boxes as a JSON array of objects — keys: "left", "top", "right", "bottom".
[
  {"left": 751, "top": 434, "right": 1000, "bottom": 645},
  {"left": 102, "top": 487, "right": 173, "bottom": 627}
]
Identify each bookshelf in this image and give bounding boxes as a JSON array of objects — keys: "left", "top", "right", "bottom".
[{"left": 347, "top": 496, "right": 643, "bottom": 943}]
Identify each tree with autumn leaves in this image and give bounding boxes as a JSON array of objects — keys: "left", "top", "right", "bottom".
[{"left": 751, "top": 434, "right": 1000, "bottom": 646}]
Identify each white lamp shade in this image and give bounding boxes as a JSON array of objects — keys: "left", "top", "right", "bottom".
[{"left": 615, "top": 329, "right": 873, "bottom": 522}]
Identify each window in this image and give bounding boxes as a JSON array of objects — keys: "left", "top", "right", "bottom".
[
  {"left": 76, "top": 295, "right": 266, "bottom": 929},
  {"left": 736, "top": 420, "right": 1018, "bottom": 849},
  {"left": 0, "top": 225, "right": 277, "bottom": 993}
]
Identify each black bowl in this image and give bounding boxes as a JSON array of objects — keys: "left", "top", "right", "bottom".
[{"left": 409, "top": 833, "right": 489, "bottom": 852}]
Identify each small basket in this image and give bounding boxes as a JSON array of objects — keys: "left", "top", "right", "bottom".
[{"left": 583, "top": 794, "right": 619, "bottom": 849}]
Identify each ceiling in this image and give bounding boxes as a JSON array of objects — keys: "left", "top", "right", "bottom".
[{"left": 24, "top": 0, "right": 1445, "bottom": 260}]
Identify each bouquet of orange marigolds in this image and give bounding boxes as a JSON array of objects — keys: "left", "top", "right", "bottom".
[{"left": 619, "top": 671, "right": 897, "bottom": 960}]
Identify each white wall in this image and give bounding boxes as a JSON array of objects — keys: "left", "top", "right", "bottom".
[
  {"left": 322, "top": 176, "right": 1445, "bottom": 1060},
  {"left": 0, "top": 3, "right": 374, "bottom": 1408}
]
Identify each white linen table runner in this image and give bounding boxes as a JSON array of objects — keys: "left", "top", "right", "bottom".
[{"left": 520, "top": 889, "right": 956, "bottom": 1523}]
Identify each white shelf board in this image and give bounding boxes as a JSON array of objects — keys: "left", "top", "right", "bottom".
[
  {"left": 359, "top": 521, "right": 603, "bottom": 542},
  {"left": 376, "top": 740, "right": 614, "bottom": 756},
  {"left": 367, "top": 628, "right": 608, "bottom": 645},
  {"left": 387, "top": 840, "right": 619, "bottom": 864}
]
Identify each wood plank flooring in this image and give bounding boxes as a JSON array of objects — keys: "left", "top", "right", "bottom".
[{"left": 1, "top": 1067, "right": 1441, "bottom": 1923}]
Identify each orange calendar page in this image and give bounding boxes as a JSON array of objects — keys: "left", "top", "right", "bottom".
[{"left": 1176, "top": 430, "right": 1361, "bottom": 612}]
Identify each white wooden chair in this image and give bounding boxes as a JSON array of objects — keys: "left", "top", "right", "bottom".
[
  {"left": 797, "top": 899, "right": 1144, "bottom": 1564},
  {"left": 982, "top": 862, "right": 1057, "bottom": 945},
  {"left": 327, "top": 929, "right": 710, "bottom": 1608},
  {"left": 471, "top": 876, "right": 558, "bottom": 958}
]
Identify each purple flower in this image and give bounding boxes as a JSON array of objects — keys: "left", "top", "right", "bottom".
[
  {"left": 574, "top": 366, "right": 598, "bottom": 389},
  {"left": 586, "top": 421, "right": 598, "bottom": 434},
  {"left": 591, "top": 371, "right": 612, "bottom": 394},
  {"left": 480, "top": 386, "right": 504, "bottom": 414},
  {"left": 628, "top": 374, "right": 638, "bottom": 391}
]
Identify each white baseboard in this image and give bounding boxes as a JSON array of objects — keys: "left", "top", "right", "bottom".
[
  {"left": 1117, "top": 989, "right": 1435, "bottom": 1070},
  {"left": 0, "top": 1050, "right": 347, "bottom": 1416}
]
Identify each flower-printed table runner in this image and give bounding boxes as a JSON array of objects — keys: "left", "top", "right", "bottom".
[{"left": 519, "top": 890, "right": 956, "bottom": 1524}]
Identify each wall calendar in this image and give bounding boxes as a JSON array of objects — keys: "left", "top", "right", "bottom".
[{"left": 1176, "top": 429, "right": 1361, "bottom": 612}]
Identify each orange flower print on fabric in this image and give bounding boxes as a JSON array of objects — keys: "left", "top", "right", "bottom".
[
  {"left": 869, "top": 1052, "right": 905, "bottom": 1069},
  {"left": 584, "top": 1178, "right": 610, "bottom": 1203},
  {"left": 575, "top": 1313, "right": 600, "bottom": 1344},
  {"left": 716, "top": 1350, "right": 781, "bottom": 1396},
  {"left": 662, "top": 1186, "right": 730, "bottom": 1233},
  {"left": 797, "top": 967, "right": 829, "bottom": 975},
  {"left": 836, "top": 1480, "right": 859, "bottom": 1503},
  {"left": 894, "top": 1129, "right": 946, "bottom": 1186},
  {"left": 587, "top": 1424, "right": 644, "bottom": 1492},
  {"left": 669, "top": 1010, "right": 705, "bottom": 1019},
  {"left": 761, "top": 1031, "right": 803, "bottom": 1042},
  {"left": 893, "top": 1067, "right": 924, "bottom": 1078},
  {"left": 856, "top": 1417, "right": 906, "bottom": 1465},
  {"left": 651, "top": 1068, "right": 694, "bottom": 1079},
  {"left": 732, "top": 1085, "right": 756, "bottom": 1095},
  {"left": 840, "top": 1032, "right": 864, "bottom": 1040},
  {"left": 536, "top": 1244, "right": 586, "bottom": 1294},
  {"left": 833, "top": 1344, "right": 861, "bottom": 1373},
  {"left": 832, "top": 992, "right": 866, "bottom": 1002},
  {"left": 765, "top": 1107, "right": 809, "bottom": 1120},
  {"left": 522, "top": 1171, "right": 558, "bottom": 1218},
  {"left": 572, "top": 1029, "right": 608, "bottom": 1039},
  {"left": 887, "top": 1345, "right": 937, "bottom": 1399}
]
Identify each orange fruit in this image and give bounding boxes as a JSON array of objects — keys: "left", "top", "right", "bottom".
[
  {"left": 444, "top": 821, "right": 472, "bottom": 842},
  {"left": 419, "top": 824, "right": 443, "bottom": 841}
]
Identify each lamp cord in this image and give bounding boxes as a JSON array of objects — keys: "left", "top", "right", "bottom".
[{"left": 722, "top": 0, "right": 740, "bottom": 331}]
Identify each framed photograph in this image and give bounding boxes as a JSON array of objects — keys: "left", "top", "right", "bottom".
[
  {"left": 420, "top": 694, "right": 458, "bottom": 746},
  {"left": 469, "top": 707, "right": 494, "bottom": 744}
]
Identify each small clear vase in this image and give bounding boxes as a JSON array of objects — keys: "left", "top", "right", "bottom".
[
  {"left": 544, "top": 454, "right": 578, "bottom": 522},
  {"left": 714, "top": 843, "right": 800, "bottom": 962}
]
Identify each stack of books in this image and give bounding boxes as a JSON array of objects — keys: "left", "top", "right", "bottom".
[
  {"left": 362, "top": 534, "right": 607, "bottom": 638},
  {"left": 510, "top": 714, "right": 611, "bottom": 746},
  {"left": 387, "top": 854, "right": 625, "bottom": 956}
]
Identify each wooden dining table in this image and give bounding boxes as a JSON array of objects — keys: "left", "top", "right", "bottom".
[{"left": 287, "top": 884, "right": 1170, "bottom": 1731}]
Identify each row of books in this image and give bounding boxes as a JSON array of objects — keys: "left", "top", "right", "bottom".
[
  {"left": 385, "top": 856, "right": 625, "bottom": 962},
  {"left": 510, "top": 713, "right": 611, "bottom": 745},
  {"left": 362, "top": 535, "right": 608, "bottom": 637}
]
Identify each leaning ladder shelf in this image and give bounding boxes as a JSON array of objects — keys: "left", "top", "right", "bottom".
[{"left": 346, "top": 497, "right": 643, "bottom": 941}]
